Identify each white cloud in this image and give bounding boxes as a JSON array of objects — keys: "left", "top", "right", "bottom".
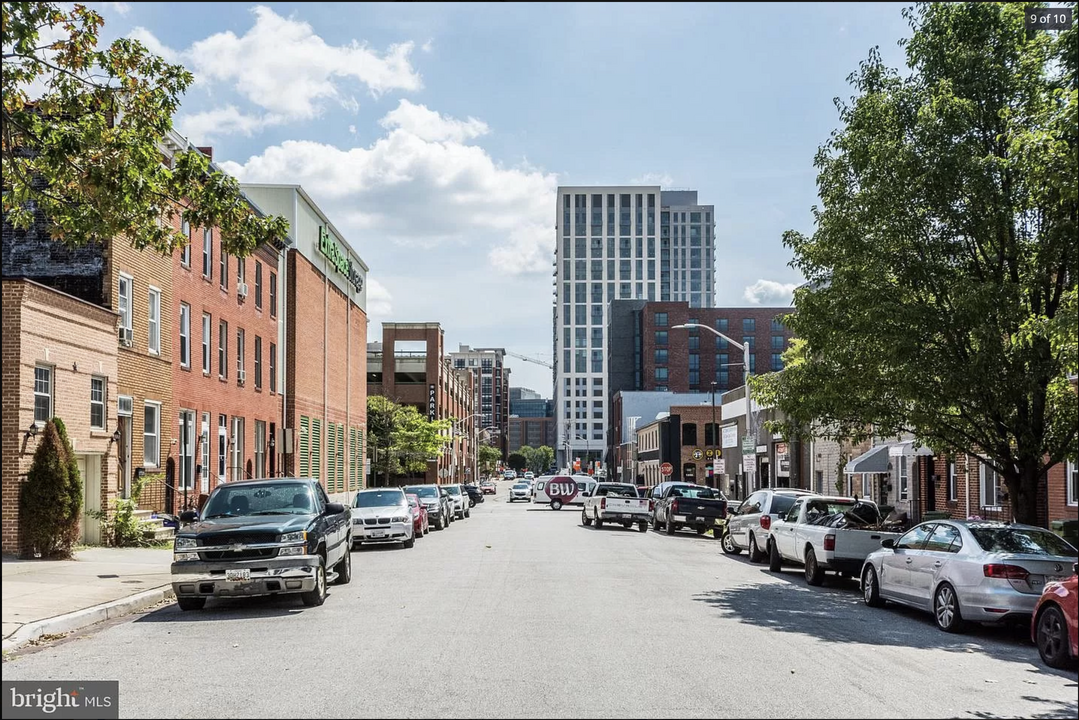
[
  {"left": 348, "top": 125, "right": 357, "bottom": 134},
  {"left": 421, "top": 39, "right": 434, "bottom": 53},
  {"left": 220, "top": 102, "right": 557, "bottom": 276},
  {"left": 178, "top": 106, "right": 284, "bottom": 143},
  {"left": 631, "top": 172, "right": 674, "bottom": 187},
  {"left": 743, "top": 279, "right": 798, "bottom": 306},
  {"left": 102, "top": 2, "right": 131, "bottom": 15},
  {"left": 366, "top": 277, "right": 394, "bottom": 315},
  {"left": 133, "top": 5, "right": 423, "bottom": 133},
  {"left": 379, "top": 99, "right": 489, "bottom": 143}
]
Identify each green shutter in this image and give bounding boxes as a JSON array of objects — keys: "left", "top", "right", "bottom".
[
  {"left": 311, "top": 418, "right": 321, "bottom": 481},
  {"left": 356, "top": 429, "right": 364, "bottom": 490},
  {"left": 349, "top": 427, "right": 357, "bottom": 490},
  {"left": 327, "top": 422, "right": 336, "bottom": 490},
  {"left": 337, "top": 424, "right": 345, "bottom": 493},
  {"left": 299, "top": 415, "right": 310, "bottom": 477}
]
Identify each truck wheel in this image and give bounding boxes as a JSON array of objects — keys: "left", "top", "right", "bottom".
[
  {"left": 301, "top": 556, "right": 327, "bottom": 607},
  {"left": 334, "top": 545, "right": 352, "bottom": 585},
  {"left": 177, "top": 596, "right": 205, "bottom": 612},
  {"left": 651, "top": 514, "right": 664, "bottom": 532},
  {"left": 862, "top": 565, "right": 884, "bottom": 607},
  {"left": 551, "top": 499, "right": 563, "bottom": 511},
  {"left": 804, "top": 547, "right": 825, "bottom": 586},
  {"left": 622, "top": 520, "right": 633, "bottom": 529},
  {"left": 748, "top": 533, "right": 764, "bottom": 563},
  {"left": 721, "top": 531, "right": 741, "bottom": 555},
  {"left": 665, "top": 516, "right": 676, "bottom": 536},
  {"left": 768, "top": 540, "right": 784, "bottom": 572},
  {"left": 595, "top": 513, "right": 604, "bottom": 529},
  {"left": 638, "top": 521, "right": 648, "bottom": 533},
  {"left": 582, "top": 508, "right": 592, "bottom": 526},
  {"left": 695, "top": 526, "right": 708, "bottom": 536}
]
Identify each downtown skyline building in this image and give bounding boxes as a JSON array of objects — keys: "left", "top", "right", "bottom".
[{"left": 553, "top": 186, "right": 715, "bottom": 470}]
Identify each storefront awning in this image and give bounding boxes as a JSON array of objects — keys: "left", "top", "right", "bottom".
[
  {"left": 888, "top": 441, "right": 935, "bottom": 458},
  {"left": 845, "top": 444, "right": 891, "bottom": 474}
]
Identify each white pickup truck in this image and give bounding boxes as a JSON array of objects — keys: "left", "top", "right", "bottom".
[
  {"left": 767, "top": 495, "right": 902, "bottom": 586},
  {"left": 581, "top": 483, "right": 650, "bottom": 533}
]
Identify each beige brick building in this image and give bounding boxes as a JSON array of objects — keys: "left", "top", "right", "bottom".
[{"left": 2, "top": 279, "right": 119, "bottom": 553}]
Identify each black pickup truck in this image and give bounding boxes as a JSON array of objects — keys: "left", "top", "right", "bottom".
[
  {"left": 648, "top": 482, "right": 728, "bottom": 538},
  {"left": 171, "top": 477, "right": 352, "bottom": 611}
]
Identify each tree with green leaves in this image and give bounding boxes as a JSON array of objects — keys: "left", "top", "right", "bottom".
[
  {"left": 366, "top": 396, "right": 452, "bottom": 485},
  {"left": 478, "top": 444, "right": 501, "bottom": 477},
  {"left": 754, "top": 2, "right": 1077, "bottom": 525},
  {"left": 20, "top": 418, "right": 82, "bottom": 558},
  {"left": 506, "top": 452, "right": 528, "bottom": 473},
  {"left": 2, "top": 2, "right": 288, "bottom": 254}
]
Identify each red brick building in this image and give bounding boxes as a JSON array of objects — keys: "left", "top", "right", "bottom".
[
  {"left": 368, "top": 323, "right": 477, "bottom": 485},
  {"left": 1, "top": 280, "right": 120, "bottom": 553},
  {"left": 171, "top": 192, "right": 288, "bottom": 507},
  {"left": 240, "top": 184, "right": 369, "bottom": 503}
]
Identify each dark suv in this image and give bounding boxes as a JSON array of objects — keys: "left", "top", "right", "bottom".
[{"left": 171, "top": 478, "right": 352, "bottom": 610}]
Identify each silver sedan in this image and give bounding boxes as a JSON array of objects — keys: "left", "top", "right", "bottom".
[{"left": 860, "top": 520, "right": 1078, "bottom": 633}]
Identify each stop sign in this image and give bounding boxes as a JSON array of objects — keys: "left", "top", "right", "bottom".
[
  {"left": 547, "top": 477, "right": 579, "bottom": 503},
  {"left": 660, "top": 462, "right": 674, "bottom": 476}
]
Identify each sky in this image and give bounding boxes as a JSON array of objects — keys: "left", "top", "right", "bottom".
[{"left": 84, "top": 1, "right": 913, "bottom": 394}]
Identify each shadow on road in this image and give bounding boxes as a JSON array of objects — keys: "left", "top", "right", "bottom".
[
  {"left": 692, "top": 567, "right": 1078, "bottom": 677},
  {"left": 135, "top": 593, "right": 321, "bottom": 622},
  {"left": 960, "top": 694, "right": 1079, "bottom": 719}
]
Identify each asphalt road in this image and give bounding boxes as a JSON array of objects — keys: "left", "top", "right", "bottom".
[{"left": 4, "top": 483, "right": 1077, "bottom": 719}]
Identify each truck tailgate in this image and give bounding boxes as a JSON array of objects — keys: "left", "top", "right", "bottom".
[
  {"left": 833, "top": 529, "right": 902, "bottom": 563},
  {"left": 602, "top": 498, "right": 650, "bottom": 515},
  {"left": 672, "top": 498, "right": 727, "bottom": 519}
]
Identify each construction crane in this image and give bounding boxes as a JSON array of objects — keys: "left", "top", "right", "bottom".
[{"left": 505, "top": 350, "right": 554, "bottom": 369}]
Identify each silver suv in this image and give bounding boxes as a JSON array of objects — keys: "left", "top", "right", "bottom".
[
  {"left": 404, "top": 484, "right": 450, "bottom": 530},
  {"left": 442, "top": 483, "right": 470, "bottom": 520},
  {"left": 723, "top": 488, "right": 812, "bottom": 562}
]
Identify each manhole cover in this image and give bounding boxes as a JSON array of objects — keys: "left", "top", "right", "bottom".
[{"left": 97, "top": 574, "right": 119, "bottom": 579}]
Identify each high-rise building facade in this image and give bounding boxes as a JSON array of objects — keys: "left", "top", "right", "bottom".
[
  {"left": 449, "top": 345, "right": 510, "bottom": 458},
  {"left": 553, "top": 186, "right": 715, "bottom": 469}
]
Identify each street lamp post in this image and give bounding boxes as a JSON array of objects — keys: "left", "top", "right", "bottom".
[{"left": 671, "top": 323, "right": 757, "bottom": 495}]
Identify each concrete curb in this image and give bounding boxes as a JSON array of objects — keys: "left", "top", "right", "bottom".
[{"left": 2, "top": 585, "right": 174, "bottom": 653}]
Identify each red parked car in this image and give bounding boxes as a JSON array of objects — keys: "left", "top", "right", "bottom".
[
  {"left": 1031, "top": 562, "right": 1078, "bottom": 669},
  {"left": 406, "top": 494, "right": 430, "bottom": 538}
]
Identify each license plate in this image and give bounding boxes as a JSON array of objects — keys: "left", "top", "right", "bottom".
[
  {"left": 225, "top": 569, "right": 251, "bottom": 582},
  {"left": 372, "top": 530, "right": 387, "bottom": 537}
]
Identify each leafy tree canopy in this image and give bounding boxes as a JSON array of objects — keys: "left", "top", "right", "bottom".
[
  {"left": 754, "top": 2, "right": 1077, "bottom": 524},
  {"left": 2, "top": 2, "right": 288, "bottom": 255}
]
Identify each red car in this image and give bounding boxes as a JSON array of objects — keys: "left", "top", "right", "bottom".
[
  {"left": 480, "top": 481, "right": 496, "bottom": 495},
  {"left": 1031, "top": 562, "right": 1078, "bottom": 669},
  {"left": 406, "top": 494, "right": 429, "bottom": 538}
]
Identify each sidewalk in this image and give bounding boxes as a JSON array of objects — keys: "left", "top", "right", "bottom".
[{"left": 2, "top": 547, "right": 174, "bottom": 653}]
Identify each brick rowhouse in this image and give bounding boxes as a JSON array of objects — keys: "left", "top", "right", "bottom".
[
  {"left": 239, "top": 184, "right": 369, "bottom": 503},
  {"left": 171, "top": 177, "right": 288, "bottom": 507},
  {"left": 1, "top": 279, "right": 120, "bottom": 554}
]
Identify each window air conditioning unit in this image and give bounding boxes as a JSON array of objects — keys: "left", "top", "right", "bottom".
[
  {"left": 237, "top": 283, "right": 248, "bottom": 299},
  {"left": 238, "top": 368, "right": 246, "bottom": 385},
  {"left": 118, "top": 326, "right": 133, "bottom": 347}
]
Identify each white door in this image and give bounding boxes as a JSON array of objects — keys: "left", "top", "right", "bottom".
[{"left": 77, "top": 454, "right": 102, "bottom": 545}]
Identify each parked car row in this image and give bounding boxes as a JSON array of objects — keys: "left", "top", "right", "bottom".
[
  {"left": 716, "top": 489, "right": 1078, "bottom": 669},
  {"left": 170, "top": 477, "right": 485, "bottom": 612}
]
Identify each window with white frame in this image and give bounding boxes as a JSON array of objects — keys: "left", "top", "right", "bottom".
[
  {"left": 220, "top": 251, "right": 228, "bottom": 290},
  {"left": 202, "top": 313, "right": 211, "bottom": 374},
  {"left": 218, "top": 320, "right": 228, "bottom": 379},
  {"left": 269, "top": 343, "right": 276, "bottom": 393},
  {"left": 862, "top": 474, "right": 872, "bottom": 498},
  {"left": 180, "top": 219, "right": 190, "bottom": 266},
  {"left": 148, "top": 287, "right": 161, "bottom": 355},
  {"left": 144, "top": 401, "right": 160, "bottom": 467},
  {"left": 947, "top": 459, "right": 957, "bottom": 502},
  {"left": 237, "top": 256, "right": 245, "bottom": 286},
  {"left": 179, "top": 302, "right": 190, "bottom": 368},
  {"left": 202, "top": 228, "right": 213, "bottom": 278},
  {"left": 899, "top": 456, "right": 909, "bottom": 500},
  {"left": 118, "top": 273, "right": 133, "bottom": 333},
  {"left": 218, "top": 414, "right": 227, "bottom": 483},
  {"left": 980, "top": 462, "right": 1004, "bottom": 508},
  {"left": 236, "top": 328, "right": 245, "bottom": 383},
  {"left": 230, "top": 416, "right": 244, "bottom": 481},
  {"left": 1067, "top": 460, "right": 1077, "bottom": 506},
  {"left": 200, "top": 412, "right": 210, "bottom": 489},
  {"left": 255, "top": 261, "right": 263, "bottom": 310},
  {"left": 34, "top": 365, "right": 53, "bottom": 426},
  {"left": 90, "top": 376, "right": 106, "bottom": 430}
]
